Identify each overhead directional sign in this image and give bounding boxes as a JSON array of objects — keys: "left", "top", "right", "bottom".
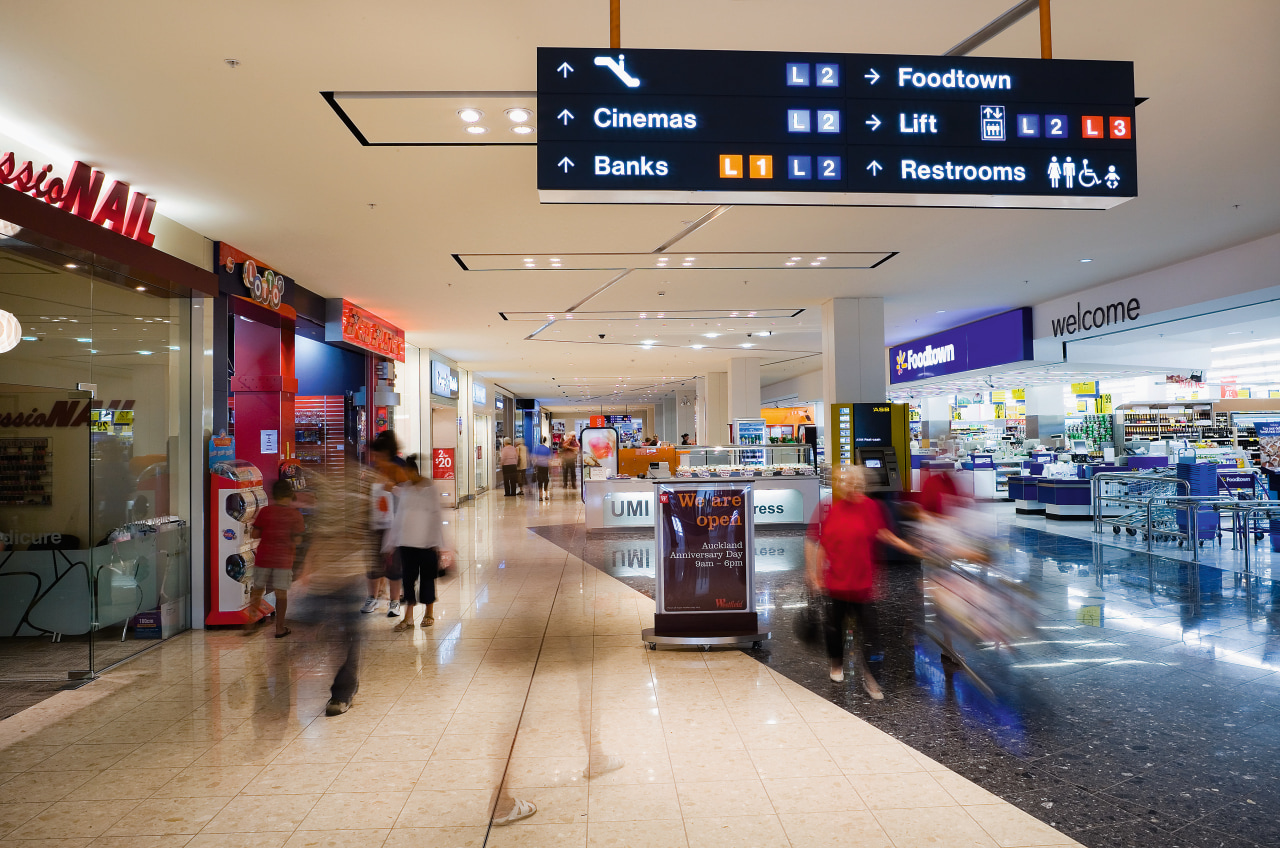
[{"left": 537, "top": 47, "right": 1137, "bottom": 209}]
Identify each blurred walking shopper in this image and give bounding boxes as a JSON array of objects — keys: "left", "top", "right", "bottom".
[
  {"left": 500, "top": 438, "right": 519, "bottom": 496},
  {"left": 361, "top": 432, "right": 404, "bottom": 615},
  {"left": 560, "top": 434, "right": 579, "bottom": 488},
  {"left": 293, "top": 438, "right": 391, "bottom": 716},
  {"left": 384, "top": 455, "right": 448, "bottom": 631},
  {"left": 532, "top": 436, "right": 552, "bottom": 500},
  {"left": 247, "top": 479, "right": 304, "bottom": 637},
  {"left": 515, "top": 438, "right": 528, "bottom": 495},
  {"left": 805, "top": 465, "right": 921, "bottom": 698}
]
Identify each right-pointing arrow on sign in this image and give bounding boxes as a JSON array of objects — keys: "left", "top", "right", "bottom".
[
  {"left": 558, "top": 109, "right": 574, "bottom": 125},
  {"left": 866, "top": 160, "right": 883, "bottom": 176},
  {"left": 864, "top": 68, "right": 880, "bottom": 85},
  {"left": 558, "top": 157, "right": 574, "bottom": 173},
  {"left": 865, "top": 115, "right": 881, "bottom": 131}
]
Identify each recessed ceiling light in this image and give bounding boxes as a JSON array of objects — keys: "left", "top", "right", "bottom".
[
  {"left": 756, "top": 330, "right": 771, "bottom": 337},
  {"left": 703, "top": 333, "right": 720, "bottom": 338},
  {"left": 936, "top": 310, "right": 946, "bottom": 314},
  {"left": 505, "top": 108, "right": 531, "bottom": 123},
  {"left": 510, "top": 125, "right": 535, "bottom": 135},
  {"left": 135, "top": 286, "right": 146, "bottom": 291},
  {"left": 458, "top": 108, "right": 483, "bottom": 122},
  {"left": 465, "top": 125, "right": 488, "bottom": 134},
  {"left": 1080, "top": 258, "right": 1093, "bottom": 263},
  {"left": 740, "top": 343, "right": 756, "bottom": 348},
  {"left": 75, "top": 337, "right": 91, "bottom": 343},
  {"left": 64, "top": 263, "right": 77, "bottom": 269},
  {"left": 816, "top": 256, "right": 827, "bottom": 260},
  {"left": 137, "top": 350, "right": 153, "bottom": 355},
  {"left": 690, "top": 344, "right": 705, "bottom": 349}
]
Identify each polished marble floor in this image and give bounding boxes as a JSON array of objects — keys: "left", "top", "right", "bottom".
[
  {"left": 536, "top": 496, "right": 1280, "bottom": 848},
  {"left": 0, "top": 485, "right": 1084, "bottom": 848}
]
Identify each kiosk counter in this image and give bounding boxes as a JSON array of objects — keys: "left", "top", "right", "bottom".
[{"left": 584, "top": 445, "right": 821, "bottom": 531}]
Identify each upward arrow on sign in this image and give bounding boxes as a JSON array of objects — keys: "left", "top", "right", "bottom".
[
  {"left": 557, "top": 61, "right": 574, "bottom": 78},
  {"left": 558, "top": 109, "right": 574, "bottom": 125},
  {"left": 558, "top": 157, "right": 574, "bottom": 173}
]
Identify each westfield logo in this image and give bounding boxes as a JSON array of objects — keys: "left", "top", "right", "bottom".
[{"left": 0, "top": 152, "right": 158, "bottom": 246}]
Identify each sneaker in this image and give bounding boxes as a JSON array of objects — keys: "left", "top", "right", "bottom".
[
  {"left": 393, "top": 619, "right": 413, "bottom": 633},
  {"left": 325, "top": 699, "right": 350, "bottom": 716},
  {"left": 388, "top": 600, "right": 402, "bottom": 617},
  {"left": 359, "top": 596, "right": 378, "bottom": 614}
]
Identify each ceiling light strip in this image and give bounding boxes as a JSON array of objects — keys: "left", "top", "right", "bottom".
[{"left": 562, "top": 205, "right": 733, "bottom": 314}]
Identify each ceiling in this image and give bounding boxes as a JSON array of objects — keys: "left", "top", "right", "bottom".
[{"left": 1, "top": 1, "right": 1277, "bottom": 409}]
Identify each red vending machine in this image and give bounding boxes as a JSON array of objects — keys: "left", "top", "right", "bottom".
[{"left": 207, "top": 459, "right": 271, "bottom": 625}]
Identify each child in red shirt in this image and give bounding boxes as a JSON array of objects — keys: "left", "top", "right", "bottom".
[{"left": 249, "top": 479, "right": 305, "bottom": 637}]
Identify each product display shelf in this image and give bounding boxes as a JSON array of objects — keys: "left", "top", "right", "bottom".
[
  {"left": 0, "top": 438, "right": 52, "bottom": 506},
  {"left": 295, "top": 396, "right": 346, "bottom": 472},
  {"left": 1119, "top": 404, "right": 1229, "bottom": 443}
]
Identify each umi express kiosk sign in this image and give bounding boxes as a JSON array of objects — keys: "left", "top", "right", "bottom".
[{"left": 657, "top": 485, "right": 751, "bottom": 613}]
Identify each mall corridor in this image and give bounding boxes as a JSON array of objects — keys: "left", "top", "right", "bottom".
[{"left": 0, "top": 488, "right": 1083, "bottom": 848}]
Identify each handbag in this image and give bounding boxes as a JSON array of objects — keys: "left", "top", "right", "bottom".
[{"left": 792, "top": 591, "right": 824, "bottom": 648}]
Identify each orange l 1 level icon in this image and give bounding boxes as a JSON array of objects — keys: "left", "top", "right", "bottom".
[{"left": 720, "top": 154, "right": 773, "bottom": 178}]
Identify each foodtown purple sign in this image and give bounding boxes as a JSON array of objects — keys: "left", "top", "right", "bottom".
[{"left": 889, "top": 308, "right": 1033, "bottom": 385}]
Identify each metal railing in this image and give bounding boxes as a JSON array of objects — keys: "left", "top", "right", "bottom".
[{"left": 1213, "top": 500, "right": 1280, "bottom": 573}]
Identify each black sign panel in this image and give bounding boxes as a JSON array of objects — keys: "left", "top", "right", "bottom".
[
  {"left": 657, "top": 485, "right": 750, "bottom": 613},
  {"left": 538, "top": 47, "right": 1137, "bottom": 208}
]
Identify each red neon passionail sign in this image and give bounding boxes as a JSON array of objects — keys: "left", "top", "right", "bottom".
[
  {"left": 0, "top": 152, "right": 158, "bottom": 246},
  {"left": 341, "top": 301, "right": 405, "bottom": 362}
]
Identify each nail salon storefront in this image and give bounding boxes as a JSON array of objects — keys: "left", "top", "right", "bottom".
[{"left": 0, "top": 141, "right": 216, "bottom": 681}]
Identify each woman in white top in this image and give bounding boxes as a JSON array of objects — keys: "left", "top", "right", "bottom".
[{"left": 383, "top": 455, "right": 448, "bottom": 631}]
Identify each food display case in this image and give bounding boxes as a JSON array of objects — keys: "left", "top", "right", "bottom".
[{"left": 584, "top": 444, "right": 821, "bottom": 530}]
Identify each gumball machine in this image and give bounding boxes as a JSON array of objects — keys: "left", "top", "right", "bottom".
[{"left": 207, "top": 459, "right": 271, "bottom": 625}]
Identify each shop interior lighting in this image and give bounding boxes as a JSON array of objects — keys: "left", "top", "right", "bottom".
[
  {"left": 75, "top": 337, "right": 91, "bottom": 343},
  {"left": 505, "top": 108, "right": 530, "bottom": 123},
  {"left": 457, "top": 108, "right": 483, "bottom": 122},
  {"left": 465, "top": 125, "right": 488, "bottom": 134},
  {"left": 137, "top": 350, "right": 153, "bottom": 355},
  {"left": 1212, "top": 337, "right": 1280, "bottom": 353},
  {"left": 64, "top": 263, "right": 77, "bottom": 269}
]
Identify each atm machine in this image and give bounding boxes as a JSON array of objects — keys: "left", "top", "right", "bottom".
[
  {"left": 847, "top": 403, "right": 910, "bottom": 493},
  {"left": 855, "top": 446, "right": 903, "bottom": 492}
]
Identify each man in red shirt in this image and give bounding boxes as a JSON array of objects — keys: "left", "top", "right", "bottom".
[
  {"left": 249, "top": 479, "right": 306, "bottom": 637},
  {"left": 806, "top": 465, "right": 921, "bottom": 697}
]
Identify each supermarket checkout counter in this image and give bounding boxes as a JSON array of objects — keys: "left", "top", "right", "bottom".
[{"left": 584, "top": 444, "right": 821, "bottom": 531}]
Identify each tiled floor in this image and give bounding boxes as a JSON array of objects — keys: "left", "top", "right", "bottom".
[
  {"left": 538, "top": 499, "right": 1280, "bottom": 848},
  {"left": 0, "top": 486, "right": 1083, "bottom": 848}
]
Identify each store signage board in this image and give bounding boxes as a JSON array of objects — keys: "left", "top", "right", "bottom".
[
  {"left": 890, "top": 307, "right": 1033, "bottom": 384},
  {"left": 655, "top": 483, "right": 753, "bottom": 614},
  {"left": 326, "top": 300, "right": 405, "bottom": 362},
  {"left": 1, "top": 152, "right": 159, "bottom": 244},
  {"left": 604, "top": 486, "right": 803, "bottom": 527},
  {"left": 852, "top": 404, "right": 893, "bottom": 446},
  {"left": 538, "top": 48, "right": 1136, "bottom": 209},
  {"left": 432, "top": 447, "right": 456, "bottom": 480},
  {"left": 472, "top": 383, "right": 487, "bottom": 406},
  {"left": 219, "top": 243, "right": 290, "bottom": 311},
  {"left": 430, "top": 360, "right": 459, "bottom": 399}
]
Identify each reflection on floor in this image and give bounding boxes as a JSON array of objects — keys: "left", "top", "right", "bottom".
[
  {"left": 537, "top": 512, "right": 1280, "bottom": 848},
  {"left": 0, "top": 488, "right": 1083, "bottom": 848}
]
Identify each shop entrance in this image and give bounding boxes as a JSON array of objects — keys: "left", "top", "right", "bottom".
[
  {"left": 473, "top": 414, "right": 491, "bottom": 494},
  {"left": 0, "top": 234, "right": 195, "bottom": 696}
]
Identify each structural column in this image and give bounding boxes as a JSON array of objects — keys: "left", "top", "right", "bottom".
[
  {"left": 821, "top": 298, "right": 886, "bottom": 413},
  {"left": 676, "top": 388, "right": 696, "bottom": 444},
  {"left": 697, "top": 372, "right": 729, "bottom": 446},
  {"left": 1024, "top": 384, "right": 1067, "bottom": 444},
  {"left": 727, "top": 357, "right": 762, "bottom": 423},
  {"left": 919, "top": 396, "right": 952, "bottom": 447}
]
